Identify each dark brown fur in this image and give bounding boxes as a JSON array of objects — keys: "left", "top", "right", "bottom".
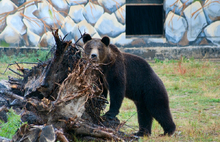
[{"left": 83, "top": 34, "right": 176, "bottom": 136}]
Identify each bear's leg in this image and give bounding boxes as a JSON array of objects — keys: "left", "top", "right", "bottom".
[
  {"left": 135, "top": 102, "right": 153, "bottom": 136},
  {"left": 148, "top": 105, "right": 176, "bottom": 136},
  {"left": 102, "top": 87, "right": 108, "bottom": 98},
  {"left": 104, "top": 72, "right": 126, "bottom": 118}
]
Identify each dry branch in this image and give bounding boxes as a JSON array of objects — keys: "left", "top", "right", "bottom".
[
  {"left": 0, "top": 105, "right": 8, "bottom": 113},
  {"left": 0, "top": 90, "right": 24, "bottom": 101},
  {"left": 55, "top": 129, "right": 69, "bottom": 142},
  {"left": 69, "top": 119, "right": 125, "bottom": 141},
  {"left": 2, "top": 29, "right": 137, "bottom": 141}
]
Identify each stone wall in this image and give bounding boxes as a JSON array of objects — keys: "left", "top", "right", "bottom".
[
  {"left": 0, "top": 0, "right": 219, "bottom": 48},
  {"left": 164, "top": 0, "right": 220, "bottom": 46}
]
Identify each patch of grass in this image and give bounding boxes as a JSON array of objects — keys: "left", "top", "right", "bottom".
[
  {"left": 0, "top": 109, "right": 25, "bottom": 139},
  {"left": 0, "top": 50, "right": 51, "bottom": 80},
  {"left": 0, "top": 41, "right": 10, "bottom": 47},
  {"left": 0, "top": 54, "right": 220, "bottom": 141},
  {"left": 118, "top": 58, "right": 220, "bottom": 141},
  {"left": 0, "top": 50, "right": 51, "bottom": 63}
]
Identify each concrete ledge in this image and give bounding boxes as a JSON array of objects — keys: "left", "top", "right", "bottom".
[
  {"left": 0, "top": 46, "right": 220, "bottom": 60},
  {"left": 0, "top": 47, "right": 49, "bottom": 56},
  {"left": 122, "top": 46, "right": 220, "bottom": 60}
]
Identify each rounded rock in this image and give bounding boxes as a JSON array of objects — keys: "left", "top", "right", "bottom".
[
  {"left": 98, "top": 0, "right": 125, "bottom": 13},
  {"left": 40, "top": 31, "right": 64, "bottom": 47},
  {"left": 164, "top": 0, "right": 183, "bottom": 15},
  {"left": 83, "top": 2, "right": 104, "bottom": 25},
  {"left": 183, "top": 1, "right": 207, "bottom": 42},
  {"left": 0, "top": 26, "right": 23, "bottom": 46},
  {"left": 33, "top": 0, "right": 65, "bottom": 30},
  {"left": 94, "top": 13, "right": 125, "bottom": 38},
  {"left": 204, "top": 21, "right": 220, "bottom": 45},
  {"left": 69, "top": 5, "right": 85, "bottom": 23},
  {"left": 50, "top": 0, "right": 70, "bottom": 17},
  {"left": 112, "top": 32, "right": 133, "bottom": 46},
  {"left": 164, "top": 11, "right": 187, "bottom": 44},
  {"left": 114, "top": 4, "right": 125, "bottom": 25},
  {"left": 0, "top": 0, "right": 17, "bottom": 33},
  {"left": 23, "top": 1, "right": 45, "bottom": 36},
  {"left": 26, "top": 29, "right": 40, "bottom": 46},
  {"left": 203, "top": 0, "right": 220, "bottom": 24},
  {"left": 60, "top": 16, "right": 76, "bottom": 42},
  {"left": 72, "top": 20, "right": 97, "bottom": 45},
  {"left": 7, "top": 11, "right": 27, "bottom": 36}
]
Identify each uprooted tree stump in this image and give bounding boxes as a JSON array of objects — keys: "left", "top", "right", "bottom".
[{"left": 0, "top": 30, "right": 137, "bottom": 141}]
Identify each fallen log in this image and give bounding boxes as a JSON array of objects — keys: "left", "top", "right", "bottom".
[
  {"left": 0, "top": 136, "right": 11, "bottom": 142},
  {"left": 0, "top": 90, "right": 24, "bottom": 101},
  {"left": 2, "top": 29, "right": 137, "bottom": 141}
]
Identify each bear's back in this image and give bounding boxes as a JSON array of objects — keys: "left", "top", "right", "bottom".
[{"left": 122, "top": 53, "right": 166, "bottom": 101}]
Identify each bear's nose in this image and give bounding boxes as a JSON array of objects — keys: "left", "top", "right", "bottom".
[{"left": 91, "top": 54, "right": 97, "bottom": 58}]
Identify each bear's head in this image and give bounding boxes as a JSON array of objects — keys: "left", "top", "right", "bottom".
[{"left": 83, "top": 34, "right": 110, "bottom": 63}]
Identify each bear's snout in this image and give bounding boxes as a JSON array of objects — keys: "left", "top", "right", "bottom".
[
  {"left": 89, "top": 48, "right": 99, "bottom": 61},
  {"left": 91, "top": 54, "right": 97, "bottom": 59}
]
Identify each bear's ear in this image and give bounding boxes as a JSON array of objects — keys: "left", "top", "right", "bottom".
[
  {"left": 83, "top": 34, "right": 92, "bottom": 44},
  {"left": 101, "top": 36, "right": 110, "bottom": 46}
]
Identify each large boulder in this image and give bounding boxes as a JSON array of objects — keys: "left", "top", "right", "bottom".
[
  {"left": 112, "top": 32, "right": 133, "bottom": 46},
  {"left": 23, "top": 1, "right": 45, "bottom": 36},
  {"left": 164, "top": 0, "right": 183, "bottom": 15},
  {"left": 83, "top": 2, "right": 104, "bottom": 25},
  {"left": 114, "top": 4, "right": 125, "bottom": 25},
  {"left": 203, "top": 0, "right": 220, "bottom": 24},
  {"left": 0, "top": 0, "right": 17, "bottom": 33},
  {"left": 69, "top": 5, "right": 85, "bottom": 23},
  {"left": 204, "top": 21, "right": 220, "bottom": 45},
  {"left": 0, "top": 26, "right": 24, "bottom": 46},
  {"left": 164, "top": 11, "right": 187, "bottom": 44},
  {"left": 183, "top": 1, "right": 207, "bottom": 41},
  {"left": 7, "top": 11, "right": 27, "bottom": 36},
  {"left": 49, "top": 0, "right": 70, "bottom": 17},
  {"left": 60, "top": 16, "right": 76, "bottom": 42},
  {"left": 98, "top": 0, "right": 125, "bottom": 13},
  {"left": 39, "top": 31, "right": 64, "bottom": 47},
  {"left": 26, "top": 29, "right": 40, "bottom": 46},
  {"left": 94, "top": 13, "right": 125, "bottom": 38},
  {"left": 33, "top": 0, "right": 65, "bottom": 30}
]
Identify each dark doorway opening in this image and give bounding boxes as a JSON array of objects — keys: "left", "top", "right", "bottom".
[{"left": 126, "top": 5, "right": 164, "bottom": 36}]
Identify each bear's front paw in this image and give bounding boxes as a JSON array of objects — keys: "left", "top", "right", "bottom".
[
  {"left": 101, "top": 115, "right": 120, "bottom": 129},
  {"left": 133, "top": 131, "right": 150, "bottom": 137}
]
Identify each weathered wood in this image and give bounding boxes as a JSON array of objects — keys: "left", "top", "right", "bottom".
[
  {"left": 4, "top": 29, "right": 136, "bottom": 141},
  {"left": 56, "top": 129, "right": 69, "bottom": 142},
  {"left": 0, "top": 90, "right": 24, "bottom": 101},
  {"left": 0, "top": 136, "right": 11, "bottom": 142},
  {"left": 69, "top": 119, "right": 125, "bottom": 141}
]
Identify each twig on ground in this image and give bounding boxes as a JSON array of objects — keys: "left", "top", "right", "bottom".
[{"left": 0, "top": 90, "right": 24, "bottom": 101}]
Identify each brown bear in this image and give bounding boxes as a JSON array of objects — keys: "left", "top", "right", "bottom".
[{"left": 83, "top": 34, "right": 176, "bottom": 136}]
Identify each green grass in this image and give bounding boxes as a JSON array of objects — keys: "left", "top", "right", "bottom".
[
  {"left": 0, "top": 109, "right": 25, "bottom": 139},
  {"left": 0, "top": 50, "right": 50, "bottom": 80},
  {"left": 0, "top": 50, "right": 50, "bottom": 63},
  {"left": 117, "top": 58, "right": 220, "bottom": 141},
  {"left": 0, "top": 41, "right": 10, "bottom": 47},
  {"left": 0, "top": 54, "right": 220, "bottom": 141}
]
